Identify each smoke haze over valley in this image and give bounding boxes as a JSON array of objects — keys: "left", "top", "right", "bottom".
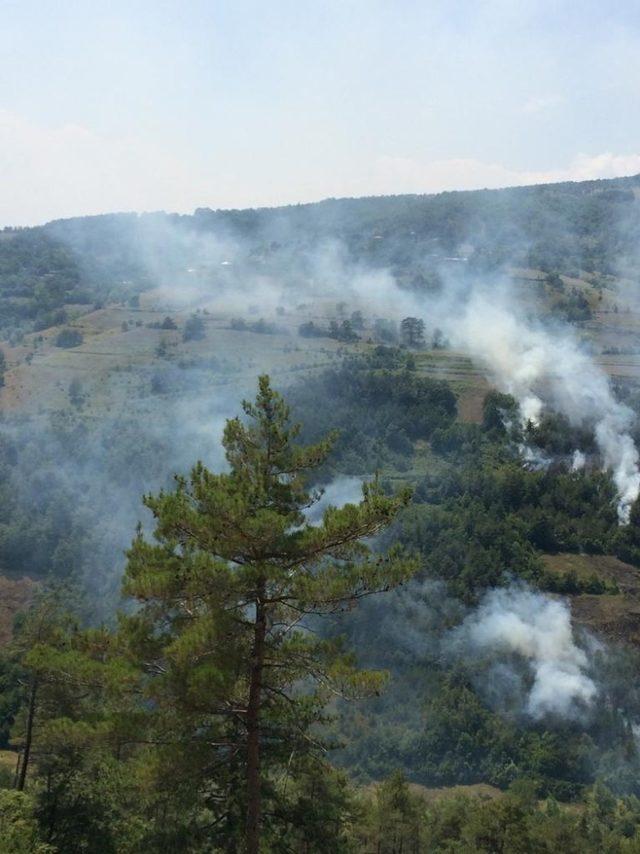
[{"left": 5, "top": 4, "right": 640, "bottom": 848}]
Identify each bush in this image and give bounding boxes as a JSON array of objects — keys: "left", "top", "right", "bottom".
[
  {"left": 68, "top": 378, "right": 83, "bottom": 408},
  {"left": 298, "top": 321, "right": 323, "bottom": 338},
  {"left": 183, "top": 314, "right": 206, "bottom": 342},
  {"left": 0, "top": 790, "right": 51, "bottom": 852},
  {"left": 54, "top": 329, "right": 83, "bottom": 349}
]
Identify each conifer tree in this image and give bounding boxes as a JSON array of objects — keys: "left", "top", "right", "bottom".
[
  {"left": 6, "top": 586, "right": 138, "bottom": 850},
  {"left": 122, "top": 375, "right": 417, "bottom": 851},
  {"left": 9, "top": 588, "right": 79, "bottom": 793},
  {"left": 400, "top": 316, "right": 426, "bottom": 349}
]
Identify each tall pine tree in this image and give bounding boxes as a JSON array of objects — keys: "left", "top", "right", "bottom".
[{"left": 122, "top": 375, "right": 417, "bottom": 851}]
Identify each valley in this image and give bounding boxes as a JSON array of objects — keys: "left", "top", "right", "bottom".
[{"left": 3, "top": 177, "right": 640, "bottom": 849}]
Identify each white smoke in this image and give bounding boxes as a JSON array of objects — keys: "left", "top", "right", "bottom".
[
  {"left": 312, "top": 250, "right": 640, "bottom": 523},
  {"left": 47, "top": 212, "right": 640, "bottom": 523},
  {"left": 445, "top": 289, "right": 640, "bottom": 522},
  {"left": 596, "top": 417, "right": 640, "bottom": 523},
  {"left": 519, "top": 443, "right": 552, "bottom": 471},
  {"left": 304, "top": 475, "right": 365, "bottom": 525},
  {"left": 451, "top": 585, "right": 597, "bottom": 719},
  {"left": 571, "top": 449, "right": 586, "bottom": 471}
]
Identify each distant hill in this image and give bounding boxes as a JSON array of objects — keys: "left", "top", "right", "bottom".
[{"left": 2, "top": 173, "right": 640, "bottom": 340}]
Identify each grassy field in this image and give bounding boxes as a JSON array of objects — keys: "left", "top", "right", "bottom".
[
  {"left": 0, "top": 302, "right": 357, "bottom": 417},
  {"left": 0, "top": 295, "right": 494, "bottom": 430},
  {"left": 3, "top": 264, "right": 640, "bottom": 422}
]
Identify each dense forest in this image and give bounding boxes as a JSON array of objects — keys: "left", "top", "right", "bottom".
[
  {"left": 2, "top": 374, "right": 640, "bottom": 851},
  {"left": 3, "top": 176, "right": 640, "bottom": 850}
]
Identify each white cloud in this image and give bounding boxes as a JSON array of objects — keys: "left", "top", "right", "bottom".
[
  {"left": 566, "top": 152, "right": 640, "bottom": 181},
  {"left": 0, "top": 110, "right": 199, "bottom": 226},
  {"left": 368, "top": 151, "right": 640, "bottom": 196},
  {"left": 2, "top": 108, "right": 639, "bottom": 227},
  {"left": 521, "top": 94, "right": 564, "bottom": 115}
]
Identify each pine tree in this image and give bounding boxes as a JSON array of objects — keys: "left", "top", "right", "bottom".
[
  {"left": 8, "top": 588, "right": 79, "bottom": 792},
  {"left": 0, "top": 790, "right": 53, "bottom": 853},
  {"left": 122, "top": 375, "right": 417, "bottom": 851},
  {"left": 400, "top": 317, "right": 426, "bottom": 349},
  {"left": 6, "top": 586, "right": 139, "bottom": 850}
]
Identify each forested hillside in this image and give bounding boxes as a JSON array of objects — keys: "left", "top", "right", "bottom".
[
  {"left": 3, "top": 176, "right": 640, "bottom": 850},
  {"left": 2, "top": 173, "right": 640, "bottom": 341}
]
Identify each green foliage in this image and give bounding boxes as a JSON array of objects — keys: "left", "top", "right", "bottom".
[
  {"left": 182, "top": 313, "right": 206, "bottom": 341},
  {"left": 0, "top": 356, "right": 640, "bottom": 851},
  {"left": 0, "top": 231, "right": 81, "bottom": 335},
  {"left": 541, "top": 568, "right": 619, "bottom": 596},
  {"left": 113, "top": 376, "right": 416, "bottom": 848},
  {"left": 0, "top": 409, "right": 190, "bottom": 603},
  {"left": 0, "top": 790, "right": 52, "bottom": 853},
  {"left": 400, "top": 316, "right": 426, "bottom": 348},
  {"left": 329, "top": 319, "right": 360, "bottom": 342},
  {"left": 0, "top": 655, "right": 23, "bottom": 749},
  {"left": 3, "top": 178, "right": 640, "bottom": 847},
  {"left": 2, "top": 176, "right": 639, "bottom": 342},
  {"left": 289, "top": 359, "right": 456, "bottom": 473},
  {"left": 270, "top": 759, "right": 358, "bottom": 852},
  {"left": 4, "top": 591, "right": 146, "bottom": 849},
  {"left": 355, "top": 771, "right": 425, "bottom": 853},
  {"left": 297, "top": 319, "right": 360, "bottom": 341},
  {"left": 373, "top": 317, "right": 399, "bottom": 343},
  {"left": 482, "top": 390, "right": 520, "bottom": 436},
  {"left": 354, "top": 775, "right": 640, "bottom": 853},
  {"left": 390, "top": 393, "right": 628, "bottom": 598},
  {"left": 54, "top": 328, "right": 83, "bottom": 349}
]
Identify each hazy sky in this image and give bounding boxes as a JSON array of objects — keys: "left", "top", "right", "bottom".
[{"left": 2, "top": 0, "right": 640, "bottom": 226}]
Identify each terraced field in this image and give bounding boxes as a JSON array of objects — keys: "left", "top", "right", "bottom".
[
  {"left": 4, "top": 263, "right": 640, "bottom": 423},
  {"left": 0, "top": 301, "right": 357, "bottom": 417}
]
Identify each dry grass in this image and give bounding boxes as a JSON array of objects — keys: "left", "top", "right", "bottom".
[
  {"left": 5, "top": 266, "right": 640, "bottom": 420},
  {"left": 0, "top": 302, "right": 354, "bottom": 416},
  {"left": 542, "top": 553, "right": 640, "bottom": 593},
  {"left": 407, "top": 782, "right": 503, "bottom": 804},
  {"left": 0, "top": 750, "right": 18, "bottom": 775},
  {"left": 543, "top": 553, "right": 640, "bottom": 646}
]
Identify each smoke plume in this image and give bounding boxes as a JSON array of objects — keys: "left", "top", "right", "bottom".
[
  {"left": 450, "top": 584, "right": 597, "bottom": 720},
  {"left": 445, "top": 288, "right": 640, "bottom": 522},
  {"left": 304, "top": 475, "right": 365, "bottom": 525}
]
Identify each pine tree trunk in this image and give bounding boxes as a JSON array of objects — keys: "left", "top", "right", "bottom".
[
  {"left": 16, "top": 678, "right": 37, "bottom": 791},
  {"left": 245, "top": 585, "right": 266, "bottom": 853}
]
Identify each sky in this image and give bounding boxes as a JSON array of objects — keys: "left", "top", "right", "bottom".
[{"left": 2, "top": 0, "right": 640, "bottom": 226}]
